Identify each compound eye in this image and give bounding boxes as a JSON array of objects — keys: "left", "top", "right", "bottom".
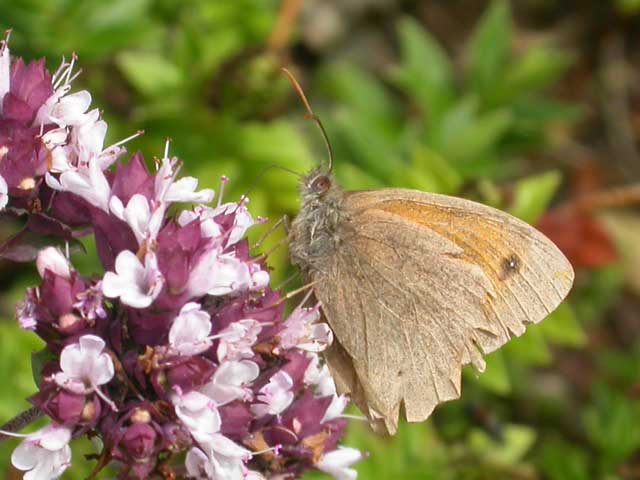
[{"left": 310, "top": 174, "right": 331, "bottom": 194}]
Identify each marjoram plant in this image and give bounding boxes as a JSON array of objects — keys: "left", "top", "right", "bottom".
[{"left": 0, "top": 33, "right": 362, "bottom": 480}]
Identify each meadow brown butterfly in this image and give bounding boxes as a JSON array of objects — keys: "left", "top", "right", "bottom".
[{"left": 284, "top": 70, "right": 574, "bottom": 435}]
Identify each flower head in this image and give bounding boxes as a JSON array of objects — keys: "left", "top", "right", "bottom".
[
  {"left": 10, "top": 425, "right": 72, "bottom": 480},
  {"left": 102, "top": 250, "right": 164, "bottom": 308},
  {"left": 54, "top": 335, "right": 114, "bottom": 398},
  {"left": 251, "top": 371, "right": 295, "bottom": 418},
  {"left": 0, "top": 42, "right": 361, "bottom": 480}
]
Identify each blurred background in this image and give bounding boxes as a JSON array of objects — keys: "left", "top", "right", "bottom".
[{"left": 0, "top": 0, "right": 640, "bottom": 478}]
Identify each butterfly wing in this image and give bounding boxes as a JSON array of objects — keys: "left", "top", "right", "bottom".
[{"left": 313, "top": 189, "right": 574, "bottom": 434}]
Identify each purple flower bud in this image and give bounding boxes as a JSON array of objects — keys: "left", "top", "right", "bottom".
[
  {"left": 166, "top": 356, "right": 216, "bottom": 393},
  {"left": 126, "top": 308, "right": 174, "bottom": 346},
  {"left": 219, "top": 402, "right": 253, "bottom": 441},
  {"left": 280, "top": 352, "right": 313, "bottom": 390},
  {"left": 91, "top": 206, "right": 138, "bottom": 271},
  {"left": 39, "top": 270, "right": 85, "bottom": 320},
  {"left": 121, "top": 423, "right": 158, "bottom": 478},
  {"left": 3, "top": 58, "right": 52, "bottom": 124},
  {"left": 161, "top": 421, "right": 192, "bottom": 452},
  {"left": 110, "top": 152, "right": 154, "bottom": 204},
  {"left": 30, "top": 385, "right": 85, "bottom": 426},
  {"left": 0, "top": 122, "right": 47, "bottom": 195}
]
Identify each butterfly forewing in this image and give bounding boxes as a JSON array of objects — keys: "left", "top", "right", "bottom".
[{"left": 313, "top": 189, "right": 574, "bottom": 434}]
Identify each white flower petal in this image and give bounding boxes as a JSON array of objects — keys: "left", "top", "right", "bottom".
[
  {"left": 317, "top": 447, "right": 362, "bottom": 480},
  {"left": 0, "top": 174, "right": 7, "bottom": 210},
  {"left": 0, "top": 44, "right": 9, "bottom": 114},
  {"left": 36, "top": 247, "right": 71, "bottom": 279}
]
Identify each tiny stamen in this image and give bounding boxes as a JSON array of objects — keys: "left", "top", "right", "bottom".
[
  {"left": 111, "top": 130, "right": 145, "bottom": 149},
  {"left": 64, "top": 53, "right": 78, "bottom": 84},
  {"left": 0, "top": 29, "right": 12, "bottom": 53},
  {"left": 340, "top": 414, "right": 368, "bottom": 421},
  {"left": 66, "top": 67, "right": 83, "bottom": 85},
  {"left": 91, "top": 384, "right": 118, "bottom": 412},
  {"left": 0, "top": 430, "right": 30, "bottom": 439},
  {"left": 163, "top": 137, "right": 171, "bottom": 160},
  {"left": 250, "top": 443, "right": 282, "bottom": 457},
  {"left": 217, "top": 175, "right": 229, "bottom": 207}
]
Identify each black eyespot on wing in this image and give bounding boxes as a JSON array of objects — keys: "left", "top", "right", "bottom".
[{"left": 500, "top": 254, "right": 521, "bottom": 280}]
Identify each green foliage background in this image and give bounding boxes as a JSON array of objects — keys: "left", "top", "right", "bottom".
[{"left": 0, "top": 0, "right": 638, "bottom": 478}]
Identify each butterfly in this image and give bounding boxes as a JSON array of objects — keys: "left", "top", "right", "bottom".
[{"left": 282, "top": 69, "right": 574, "bottom": 435}]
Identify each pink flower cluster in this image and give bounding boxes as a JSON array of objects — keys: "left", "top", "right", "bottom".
[{"left": 0, "top": 35, "right": 363, "bottom": 479}]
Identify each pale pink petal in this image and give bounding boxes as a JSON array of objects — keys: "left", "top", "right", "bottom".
[
  {"left": 0, "top": 44, "right": 9, "bottom": 113},
  {"left": 0, "top": 174, "right": 7, "bottom": 210},
  {"left": 316, "top": 447, "right": 363, "bottom": 480},
  {"left": 36, "top": 247, "right": 71, "bottom": 279}
]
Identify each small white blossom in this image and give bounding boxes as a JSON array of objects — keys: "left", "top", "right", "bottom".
[
  {"left": 38, "top": 89, "right": 92, "bottom": 128},
  {"left": 102, "top": 250, "right": 164, "bottom": 308},
  {"left": 46, "top": 158, "right": 111, "bottom": 212},
  {"left": 178, "top": 207, "right": 222, "bottom": 239},
  {"left": 169, "top": 302, "right": 213, "bottom": 356},
  {"left": 304, "top": 354, "right": 338, "bottom": 396},
  {"left": 155, "top": 156, "right": 214, "bottom": 205},
  {"left": 54, "top": 335, "right": 114, "bottom": 396},
  {"left": 280, "top": 305, "right": 333, "bottom": 352},
  {"left": 10, "top": 425, "right": 72, "bottom": 480},
  {"left": 201, "top": 360, "right": 260, "bottom": 406},
  {"left": 185, "top": 447, "right": 215, "bottom": 479},
  {"left": 316, "top": 447, "right": 363, "bottom": 480},
  {"left": 36, "top": 247, "right": 72, "bottom": 280},
  {"left": 109, "top": 193, "right": 165, "bottom": 245},
  {"left": 173, "top": 390, "right": 221, "bottom": 442},
  {"left": 216, "top": 319, "right": 262, "bottom": 362},
  {"left": 251, "top": 371, "right": 294, "bottom": 418},
  {"left": 181, "top": 202, "right": 254, "bottom": 246},
  {"left": 187, "top": 249, "right": 252, "bottom": 298},
  {"left": 214, "top": 202, "right": 255, "bottom": 246},
  {"left": 174, "top": 391, "right": 249, "bottom": 480},
  {"left": 322, "top": 395, "right": 349, "bottom": 423}
]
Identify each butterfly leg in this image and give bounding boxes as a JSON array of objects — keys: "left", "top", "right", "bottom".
[{"left": 252, "top": 214, "right": 290, "bottom": 249}]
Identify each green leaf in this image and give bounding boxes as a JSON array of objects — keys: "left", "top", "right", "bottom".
[
  {"left": 505, "top": 324, "right": 552, "bottom": 366},
  {"left": 583, "top": 384, "right": 640, "bottom": 471},
  {"left": 488, "top": 46, "right": 573, "bottom": 106},
  {"left": 615, "top": 0, "right": 640, "bottom": 15},
  {"left": 468, "top": 423, "right": 536, "bottom": 465},
  {"left": 471, "top": 349, "right": 512, "bottom": 395},
  {"left": 439, "top": 103, "right": 512, "bottom": 167},
  {"left": 392, "top": 17, "right": 454, "bottom": 123},
  {"left": 539, "top": 302, "right": 587, "bottom": 348},
  {"left": 508, "top": 170, "right": 561, "bottom": 223},
  {"left": 466, "top": 0, "right": 512, "bottom": 98},
  {"left": 398, "top": 145, "right": 461, "bottom": 194},
  {"left": 116, "top": 51, "right": 184, "bottom": 97},
  {"left": 31, "top": 347, "right": 56, "bottom": 388},
  {"left": 321, "top": 64, "right": 401, "bottom": 136},
  {"left": 538, "top": 439, "right": 591, "bottom": 480}
]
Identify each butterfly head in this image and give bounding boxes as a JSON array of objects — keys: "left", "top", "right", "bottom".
[{"left": 300, "top": 168, "right": 335, "bottom": 200}]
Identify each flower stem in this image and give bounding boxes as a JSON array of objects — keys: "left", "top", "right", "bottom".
[{"left": 0, "top": 407, "right": 43, "bottom": 442}]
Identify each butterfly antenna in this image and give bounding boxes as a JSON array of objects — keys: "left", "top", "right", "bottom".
[
  {"left": 282, "top": 67, "right": 334, "bottom": 172},
  {"left": 240, "top": 163, "right": 302, "bottom": 201}
]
